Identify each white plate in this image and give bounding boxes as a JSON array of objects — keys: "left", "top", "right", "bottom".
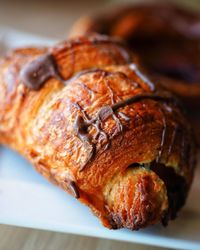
[{"left": 0, "top": 28, "right": 200, "bottom": 250}]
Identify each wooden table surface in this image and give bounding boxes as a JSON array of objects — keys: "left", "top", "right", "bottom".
[
  {"left": 0, "top": 0, "right": 199, "bottom": 249},
  {"left": 1, "top": 224, "right": 172, "bottom": 250}
]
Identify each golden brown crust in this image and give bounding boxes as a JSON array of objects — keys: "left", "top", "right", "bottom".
[
  {"left": 69, "top": 3, "right": 200, "bottom": 110},
  {"left": 104, "top": 167, "right": 168, "bottom": 229},
  {"left": 0, "top": 34, "right": 196, "bottom": 230}
]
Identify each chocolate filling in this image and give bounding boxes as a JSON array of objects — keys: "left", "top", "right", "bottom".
[{"left": 150, "top": 162, "right": 187, "bottom": 224}]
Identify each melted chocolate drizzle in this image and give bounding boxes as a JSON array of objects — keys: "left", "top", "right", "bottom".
[
  {"left": 73, "top": 92, "right": 178, "bottom": 170},
  {"left": 129, "top": 63, "right": 156, "bottom": 92},
  {"left": 63, "top": 178, "right": 79, "bottom": 199},
  {"left": 111, "top": 93, "right": 173, "bottom": 111},
  {"left": 20, "top": 54, "right": 59, "bottom": 90},
  {"left": 64, "top": 68, "right": 109, "bottom": 86},
  {"left": 73, "top": 104, "right": 124, "bottom": 170},
  {"left": 156, "top": 107, "right": 167, "bottom": 163},
  {"left": 74, "top": 114, "right": 96, "bottom": 169},
  {"left": 68, "top": 180, "right": 80, "bottom": 198}
]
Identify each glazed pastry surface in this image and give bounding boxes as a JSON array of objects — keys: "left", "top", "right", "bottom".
[{"left": 0, "top": 35, "right": 196, "bottom": 230}]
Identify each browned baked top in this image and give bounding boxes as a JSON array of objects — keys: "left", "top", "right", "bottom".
[{"left": 0, "top": 34, "right": 196, "bottom": 230}]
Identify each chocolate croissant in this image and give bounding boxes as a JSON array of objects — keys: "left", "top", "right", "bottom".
[
  {"left": 0, "top": 34, "right": 196, "bottom": 230},
  {"left": 69, "top": 3, "right": 200, "bottom": 110}
]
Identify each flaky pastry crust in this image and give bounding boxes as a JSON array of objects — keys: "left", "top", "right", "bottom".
[{"left": 0, "top": 34, "right": 196, "bottom": 230}]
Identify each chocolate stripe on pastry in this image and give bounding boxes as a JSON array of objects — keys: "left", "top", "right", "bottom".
[{"left": 20, "top": 54, "right": 57, "bottom": 90}]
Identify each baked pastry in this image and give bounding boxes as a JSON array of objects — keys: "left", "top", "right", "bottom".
[
  {"left": 69, "top": 3, "right": 200, "bottom": 109},
  {"left": 0, "top": 34, "right": 196, "bottom": 230}
]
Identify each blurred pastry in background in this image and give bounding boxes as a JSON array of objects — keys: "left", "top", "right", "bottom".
[{"left": 69, "top": 3, "right": 200, "bottom": 112}]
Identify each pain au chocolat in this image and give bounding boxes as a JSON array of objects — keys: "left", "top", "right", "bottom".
[
  {"left": 69, "top": 3, "right": 200, "bottom": 110},
  {"left": 0, "top": 34, "right": 196, "bottom": 230}
]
